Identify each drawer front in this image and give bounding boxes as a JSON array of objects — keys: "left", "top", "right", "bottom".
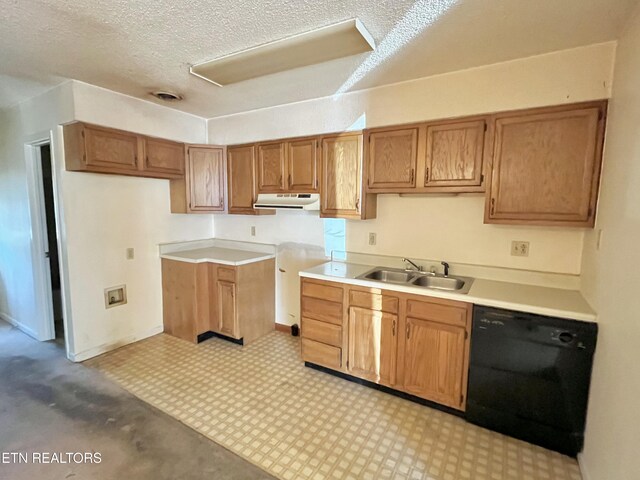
[
  {"left": 301, "top": 279, "right": 343, "bottom": 303},
  {"left": 217, "top": 266, "right": 236, "bottom": 283},
  {"left": 406, "top": 299, "right": 468, "bottom": 328},
  {"left": 349, "top": 289, "right": 399, "bottom": 314},
  {"left": 301, "top": 317, "right": 342, "bottom": 347},
  {"left": 301, "top": 297, "right": 343, "bottom": 325},
  {"left": 301, "top": 338, "right": 342, "bottom": 369}
]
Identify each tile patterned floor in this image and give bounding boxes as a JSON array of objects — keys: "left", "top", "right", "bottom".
[{"left": 86, "top": 332, "right": 582, "bottom": 480}]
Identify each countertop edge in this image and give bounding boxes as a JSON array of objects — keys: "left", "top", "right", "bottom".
[
  {"left": 160, "top": 253, "right": 276, "bottom": 266},
  {"left": 299, "top": 271, "right": 597, "bottom": 323}
]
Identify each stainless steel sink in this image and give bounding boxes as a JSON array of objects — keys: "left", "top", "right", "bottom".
[
  {"left": 357, "top": 266, "right": 473, "bottom": 294},
  {"left": 411, "top": 274, "right": 466, "bottom": 291},
  {"left": 360, "top": 268, "right": 417, "bottom": 284}
]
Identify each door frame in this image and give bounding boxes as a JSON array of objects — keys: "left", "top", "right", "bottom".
[{"left": 24, "top": 130, "right": 74, "bottom": 358}]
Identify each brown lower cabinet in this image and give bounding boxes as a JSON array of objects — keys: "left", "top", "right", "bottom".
[
  {"left": 162, "top": 258, "right": 275, "bottom": 344},
  {"left": 300, "top": 278, "right": 472, "bottom": 411}
]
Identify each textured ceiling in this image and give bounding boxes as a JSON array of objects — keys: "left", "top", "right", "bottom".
[{"left": 0, "top": 0, "right": 637, "bottom": 118}]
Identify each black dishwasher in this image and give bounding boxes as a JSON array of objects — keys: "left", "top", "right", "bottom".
[{"left": 466, "top": 306, "right": 597, "bottom": 457}]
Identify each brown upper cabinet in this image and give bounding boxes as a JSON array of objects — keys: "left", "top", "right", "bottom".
[
  {"left": 255, "top": 137, "right": 319, "bottom": 193},
  {"left": 485, "top": 101, "right": 606, "bottom": 227},
  {"left": 256, "top": 142, "right": 287, "bottom": 192},
  {"left": 365, "top": 117, "right": 488, "bottom": 194},
  {"left": 366, "top": 127, "right": 419, "bottom": 190},
  {"left": 64, "top": 122, "right": 184, "bottom": 179},
  {"left": 143, "top": 137, "right": 185, "bottom": 177},
  {"left": 424, "top": 119, "right": 486, "bottom": 191},
  {"left": 170, "top": 145, "right": 225, "bottom": 213},
  {"left": 227, "top": 145, "right": 274, "bottom": 215},
  {"left": 320, "top": 133, "right": 376, "bottom": 219},
  {"left": 288, "top": 138, "right": 319, "bottom": 192}
]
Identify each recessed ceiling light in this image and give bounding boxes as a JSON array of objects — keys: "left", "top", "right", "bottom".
[
  {"left": 150, "top": 91, "right": 183, "bottom": 101},
  {"left": 190, "top": 19, "right": 375, "bottom": 87}
]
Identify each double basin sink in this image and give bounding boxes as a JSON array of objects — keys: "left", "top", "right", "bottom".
[{"left": 356, "top": 267, "right": 474, "bottom": 294}]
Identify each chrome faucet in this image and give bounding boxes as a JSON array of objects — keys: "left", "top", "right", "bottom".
[
  {"left": 441, "top": 261, "right": 450, "bottom": 277},
  {"left": 402, "top": 258, "right": 423, "bottom": 272}
]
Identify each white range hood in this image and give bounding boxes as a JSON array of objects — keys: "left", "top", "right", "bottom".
[{"left": 254, "top": 193, "right": 320, "bottom": 211}]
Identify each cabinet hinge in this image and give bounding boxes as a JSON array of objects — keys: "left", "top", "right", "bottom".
[
  {"left": 598, "top": 110, "right": 604, "bottom": 121},
  {"left": 464, "top": 330, "right": 468, "bottom": 340},
  {"left": 460, "top": 394, "right": 464, "bottom": 404},
  {"left": 480, "top": 174, "right": 485, "bottom": 184},
  {"left": 484, "top": 123, "right": 488, "bottom": 132}
]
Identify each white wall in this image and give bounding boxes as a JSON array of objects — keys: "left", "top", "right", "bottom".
[
  {"left": 0, "top": 80, "right": 214, "bottom": 360},
  {"left": 208, "top": 42, "right": 615, "bottom": 276},
  {"left": 0, "top": 82, "right": 74, "bottom": 339},
  {"left": 579, "top": 7, "right": 640, "bottom": 480},
  {"left": 63, "top": 81, "right": 212, "bottom": 360}
]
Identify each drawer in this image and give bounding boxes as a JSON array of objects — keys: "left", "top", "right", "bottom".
[
  {"left": 349, "top": 289, "right": 399, "bottom": 314},
  {"left": 406, "top": 298, "right": 469, "bottom": 328},
  {"left": 302, "top": 317, "right": 342, "bottom": 347},
  {"left": 301, "top": 296, "right": 343, "bottom": 325},
  {"left": 301, "top": 338, "right": 342, "bottom": 369},
  {"left": 217, "top": 266, "right": 236, "bottom": 282},
  {"left": 301, "top": 279, "right": 343, "bottom": 303}
]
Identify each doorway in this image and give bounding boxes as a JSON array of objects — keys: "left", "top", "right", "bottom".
[{"left": 38, "top": 144, "right": 64, "bottom": 343}]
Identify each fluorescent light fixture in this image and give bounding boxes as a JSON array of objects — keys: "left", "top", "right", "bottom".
[{"left": 190, "top": 19, "right": 375, "bottom": 86}]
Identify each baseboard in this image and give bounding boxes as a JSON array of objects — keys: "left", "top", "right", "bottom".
[
  {"left": 577, "top": 452, "right": 591, "bottom": 480},
  {"left": 69, "top": 325, "right": 164, "bottom": 362},
  {"left": 274, "top": 323, "right": 290, "bottom": 333},
  {"left": 0, "top": 311, "right": 39, "bottom": 340}
]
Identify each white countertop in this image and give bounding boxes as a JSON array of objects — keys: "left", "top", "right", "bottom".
[
  {"left": 160, "top": 246, "right": 275, "bottom": 266},
  {"left": 300, "top": 262, "right": 596, "bottom": 322}
]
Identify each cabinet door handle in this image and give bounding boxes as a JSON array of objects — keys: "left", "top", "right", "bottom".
[
  {"left": 425, "top": 167, "right": 429, "bottom": 182},
  {"left": 406, "top": 324, "right": 411, "bottom": 340},
  {"left": 410, "top": 168, "right": 415, "bottom": 184},
  {"left": 392, "top": 319, "right": 396, "bottom": 337},
  {"left": 279, "top": 174, "right": 283, "bottom": 187},
  {"left": 288, "top": 174, "right": 292, "bottom": 188},
  {"left": 145, "top": 156, "right": 149, "bottom": 166},
  {"left": 490, "top": 197, "right": 495, "bottom": 216},
  {"left": 355, "top": 198, "right": 360, "bottom": 211}
]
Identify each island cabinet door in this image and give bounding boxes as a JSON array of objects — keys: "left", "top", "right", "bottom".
[
  {"left": 402, "top": 316, "right": 467, "bottom": 410},
  {"left": 348, "top": 306, "right": 398, "bottom": 386},
  {"left": 217, "top": 280, "right": 238, "bottom": 338}
]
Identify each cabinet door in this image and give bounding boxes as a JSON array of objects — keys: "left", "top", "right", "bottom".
[
  {"left": 186, "top": 146, "right": 225, "bottom": 212},
  {"left": 424, "top": 120, "right": 485, "bottom": 190},
  {"left": 348, "top": 307, "right": 398, "bottom": 385},
  {"left": 217, "top": 280, "right": 238, "bottom": 338},
  {"left": 367, "top": 128, "right": 418, "bottom": 190},
  {"left": 287, "top": 138, "right": 319, "bottom": 192},
  {"left": 403, "top": 317, "right": 467, "bottom": 409},
  {"left": 320, "top": 133, "right": 363, "bottom": 218},
  {"left": 84, "top": 125, "right": 139, "bottom": 172},
  {"left": 227, "top": 145, "right": 257, "bottom": 214},
  {"left": 257, "top": 142, "right": 286, "bottom": 193},
  {"left": 143, "top": 137, "right": 184, "bottom": 177},
  {"left": 161, "top": 259, "right": 196, "bottom": 342},
  {"left": 486, "top": 105, "right": 604, "bottom": 227}
]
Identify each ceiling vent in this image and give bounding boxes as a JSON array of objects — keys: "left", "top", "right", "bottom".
[
  {"left": 190, "top": 19, "right": 375, "bottom": 87},
  {"left": 151, "top": 91, "right": 183, "bottom": 101}
]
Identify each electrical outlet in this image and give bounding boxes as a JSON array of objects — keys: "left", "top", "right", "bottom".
[
  {"left": 511, "top": 241, "right": 530, "bottom": 257},
  {"left": 368, "top": 232, "right": 376, "bottom": 246},
  {"left": 250, "top": 226, "right": 256, "bottom": 237},
  {"left": 126, "top": 248, "right": 134, "bottom": 260}
]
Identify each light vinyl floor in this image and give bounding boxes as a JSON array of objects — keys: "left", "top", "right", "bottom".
[{"left": 86, "top": 332, "right": 582, "bottom": 480}]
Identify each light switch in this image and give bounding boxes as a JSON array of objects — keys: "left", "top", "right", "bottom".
[
  {"left": 511, "top": 241, "right": 530, "bottom": 257},
  {"left": 369, "top": 232, "right": 376, "bottom": 246}
]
